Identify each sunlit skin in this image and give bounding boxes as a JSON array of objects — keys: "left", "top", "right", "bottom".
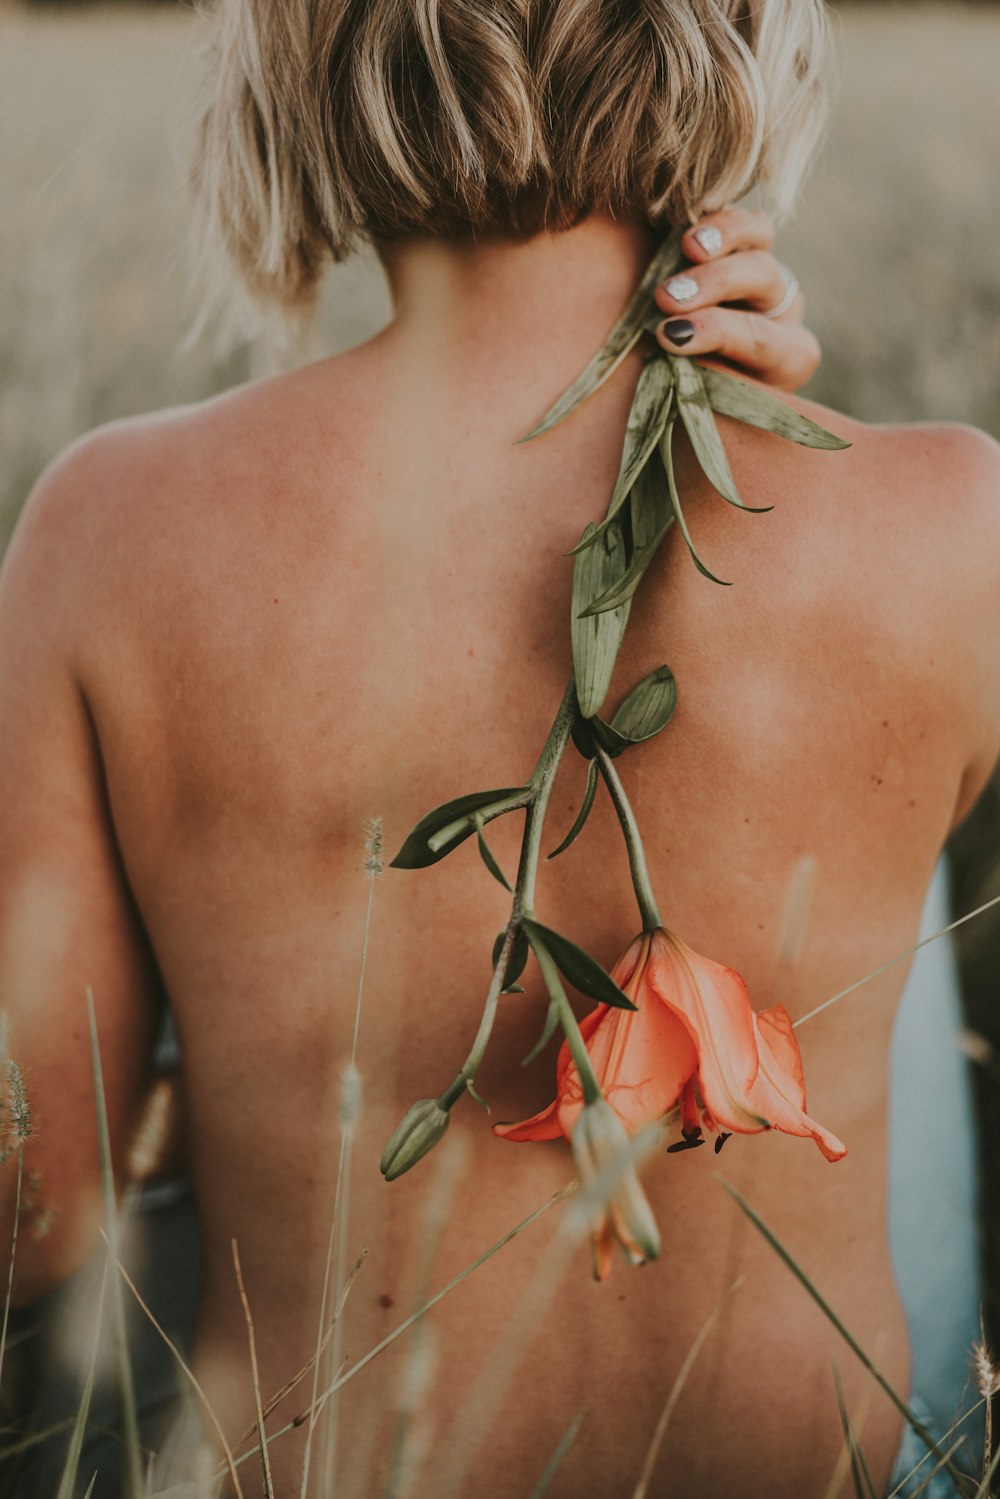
[{"left": 2, "top": 210, "right": 1000, "bottom": 1497}]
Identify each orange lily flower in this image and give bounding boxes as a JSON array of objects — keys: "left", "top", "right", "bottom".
[{"left": 495, "top": 927, "right": 846, "bottom": 1164}]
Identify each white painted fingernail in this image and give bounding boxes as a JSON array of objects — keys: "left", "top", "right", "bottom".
[
  {"left": 665, "top": 275, "right": 699, "bottom": 304},
  {"left": 693, "top": 225, "right": 723, "bottom": 257}
]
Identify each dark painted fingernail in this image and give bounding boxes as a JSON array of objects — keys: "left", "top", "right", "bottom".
[{"left": 660, "top": 319, "right": 695, "bottom": 347}]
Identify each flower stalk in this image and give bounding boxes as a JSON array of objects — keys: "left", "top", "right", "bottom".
[{"left": 593, "top": 745, "right": 662, "bottom": 932}]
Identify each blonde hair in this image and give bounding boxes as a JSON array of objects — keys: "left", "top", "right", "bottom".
[{"left": 191, "top": 0, "right": 830, "bottom": 316}]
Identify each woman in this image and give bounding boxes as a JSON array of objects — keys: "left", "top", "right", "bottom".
[{"left": 1, "top": 2, "right": 997, "bottom": 1496}]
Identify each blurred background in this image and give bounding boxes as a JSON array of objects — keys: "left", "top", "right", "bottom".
[{"left": 2, "top": 0, "right": 1000, "bottom": 1410}]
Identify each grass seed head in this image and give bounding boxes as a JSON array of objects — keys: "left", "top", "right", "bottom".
[
  {"left": 6, "top": 1060, "right": 31, "bottom": 1142},
  {"left": 973, "top": 1337, "right": 1000, "bottom": 1400},
  {"left": 364, "top": 815, "right": 384, "bottom": 879}
]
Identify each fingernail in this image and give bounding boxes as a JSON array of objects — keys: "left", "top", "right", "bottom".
[
  {"left": 660, "top": 319, "right": 695, "bottom": 347},
  {"left": 693, "top": 225, "right": 723, "bottom": 257},
  {"left": 664, "top": 275, "right": 698, "bottom": 304}
]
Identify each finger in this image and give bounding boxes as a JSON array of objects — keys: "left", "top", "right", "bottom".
[
  {"left": 655, "top": 250, "right": 789, "bottom": 317},
  {"left": 655, "top": 306, "right": 819, "bottom": 392},
  {"left": 680, "top": 208, "right": 775, "bottom": 264}
]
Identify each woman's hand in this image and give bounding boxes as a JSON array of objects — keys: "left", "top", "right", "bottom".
[{"left": 653, "top": 209, "right": 818, "bottom": 393}]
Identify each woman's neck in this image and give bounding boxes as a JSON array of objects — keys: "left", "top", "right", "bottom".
[{"left": 376, "top": 214, "right": 656, "bottom": 412}]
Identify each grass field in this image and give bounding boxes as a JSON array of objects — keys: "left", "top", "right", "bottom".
[{"left": 2, "top": 4, "right": 1000, "bottom": 1482}]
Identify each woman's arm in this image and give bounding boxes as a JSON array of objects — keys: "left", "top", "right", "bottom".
[{"left": 0, "top": 440, "right": 165, "bottom": 1302}]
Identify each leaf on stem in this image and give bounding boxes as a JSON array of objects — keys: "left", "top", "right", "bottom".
[
  {"left": 523, "top": 919, "right": 636, "bottom": 1011},
  {"left": 568, "top": 358, "right": 674, "bottom": 555},
  {"left": 610, "top": 666, "right": 677, "bottom": 744},
  {"left": 466, "top": 1079, "right": 491, "bottom": 1113},
  {"left": 547, "top": 759, "right": 599, "bottom": 860},
  {"left": 518, "top": 230, "right": 686, "bottom": 442},
  {"left": 571, "top": 520, "right": 631, "bottom": 719},
  {"left": 701, "top": 368, "right": 851, "bottom": 450},
  {"left": 580, "top": 451, "right": 674, "bottom": 615},
  {"left": 390, "top": 787, "right": 529, "bottom": 870},
  {"left": 673, "top": 357, "right": 772, "bottom": 514},
  {"left": 474, "top": 816, "right": 513, "bottom": 891},
  {"left": 492, "top": 925, "right": 530, "bottom": 993},
  {"left": 521, "top": 1000, "right": 561, "bottom": 1068},
  {"left": 662, "top": 421, "right": 731, "bottom": 586}
]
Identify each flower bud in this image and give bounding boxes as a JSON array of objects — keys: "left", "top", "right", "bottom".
[
  {"left": 571, "top": 1099, "right": 661, "bottom": 1278},
  {"left": 380, "top": 1098, "right": 451, "bottom": 1181}
]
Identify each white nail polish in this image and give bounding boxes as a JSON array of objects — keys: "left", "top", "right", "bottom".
[
  {"left": 693, "top": 225, "right": 723, "bottom": 257},
  {"left": 665, "top": 275, "right": 698, "bottom": 304}
]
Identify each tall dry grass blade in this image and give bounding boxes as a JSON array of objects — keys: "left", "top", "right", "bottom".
[
  {"left": 974, "top": 1436, "right": 1000, "bottom": 1499},
  {"left": 382, "top": 1139, "right": 467, "bottom": 1499},
  {"left": 828, "top": 1364, "right": 877, "bottom": 1499},
  {"left": 973, "top": 1319, "right": 1000, "bottom": 1484},
  {"left": 55, "top": 1262, "right": 109, "bottom": 1499},
  {"left": 86, "top": 987, "right": 143, "bottom": 1499},
  {"left": 776, "top": 855, "right": 818, "bottom": 969},
  {"left": 81, "top": 1474, "right": 97, "bottom": 1499},
  {"left": 430, "top": 1129, "right": 663, "bottom": 1499},
  {"left": 0, "top": 1059, "right": 32, "bottom": 1387},
  {"left": 884, "top": 1401, "right": 986, "bottom": 1499},
  {"left": 106, "top": 1230, "right": 244, "bottom": 1498},
  {"left": 910, "top": 1442, "right": 971, "bottom": 1499},
  {"left": 630, "top": 1277, "right": 744, "bottom": 1499},
  {"left": 427, "top": 1223, "right": 579, "bottom": 1499},
  {"left": 303, "top": 818, "right": 382, "bottom": 1499},
  {"left": 0, "top": 1418, "right": 76, "bottom": 1465},
  {"left": 232, "top": 1238, "right": 274, "bottom": 1499},
  {"left": 794, "top": 894, "right": 1000, "bottom": 1030},
  {"left": 719, "top": 1176, "right": 978, "bottom": 1499},
  {"left": 0, "top": 1142, "right": 23, "bottom": 1390},
  {"left": 250, "top": 1184, "right": 574, "bottom": 1473},
  {"left": 527, "top": 1413, "right": 583, "bottom": 1499}
]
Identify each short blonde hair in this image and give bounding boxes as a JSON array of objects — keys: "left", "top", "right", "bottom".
[{"left": 191, "top": 0, "right": 830, "bottom": 315}]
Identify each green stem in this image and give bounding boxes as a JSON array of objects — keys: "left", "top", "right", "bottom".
[
  {"left": 438, "top": 681, "right": 577, "bottom": 1111},
  {"left": 593, "top": 746, "right": 662, "bottom": 931},
  {"left": 529, "top": 936, "right": 602, "bottom": 1106}
]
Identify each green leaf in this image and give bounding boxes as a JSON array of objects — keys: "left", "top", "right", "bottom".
[
  {"left": 661, "top": 420, "right": 731, "bottom": 586},
  {"left": 579, "top": 716, "right": 631, "bottom": 759},
  {"left": 673, "top": 357, "right": 772, "bottom": 515},
  {"left": 521, "top": 999, "right": 561, "bottom": 1067},
  {"left": 466, "top": 1079, "right": 491, "bottom": 1113},
  {"left": 701, "top": 368, "right": 851, "bottom": 451},
  {"left": 390, "top": 787, "right": 528, "bottom": 870},
  {"left": 567, "top": 359, "right": 673, "bottom": 555},
  {"left": 492, "top": 925, "right": 530, "bottom": 991},
  {"left": 523, "top": 919, "right": 636, "bottom": 1011},
  {"left": 610, "top": 665, "right": 677, "bottom": 744},
  {"left": 547, "top": 759, "right": 599, "bottom": 860},
  {"left": 518, "top": 229, "right": 686, "bottom": 442},
  {"left": 580, "top": 450, "right": 674, "bottom": 615},
  {"left": 474, "top": 816, "right": 512, "bottom": 891},
  {"left": 571, "top": 520, "right": 630, "bottom": 719}
]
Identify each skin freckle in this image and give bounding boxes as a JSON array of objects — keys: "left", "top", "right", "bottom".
[{"left": 378, "top": 1292, "right": 394, "bottom": 1309}]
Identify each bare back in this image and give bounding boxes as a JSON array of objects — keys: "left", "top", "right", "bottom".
[{"left": 4, "top": 289, "right": 1000, "bottom": 1497}]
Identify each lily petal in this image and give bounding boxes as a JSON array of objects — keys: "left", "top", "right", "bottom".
[
  {"left": 648, "top": 929, "right": 845, "bottom": 1160},
  {"left": 756, "top": 1006, "right": 806, "bottom": 1109}
]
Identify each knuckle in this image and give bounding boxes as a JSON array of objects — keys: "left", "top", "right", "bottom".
[{"left": 742, "top": 312, "right": 772, "bottom": 366}]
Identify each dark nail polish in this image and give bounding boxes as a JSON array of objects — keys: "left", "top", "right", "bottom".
[{"left": 661, "top": 319, "right": 695, "bottom": 347}]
